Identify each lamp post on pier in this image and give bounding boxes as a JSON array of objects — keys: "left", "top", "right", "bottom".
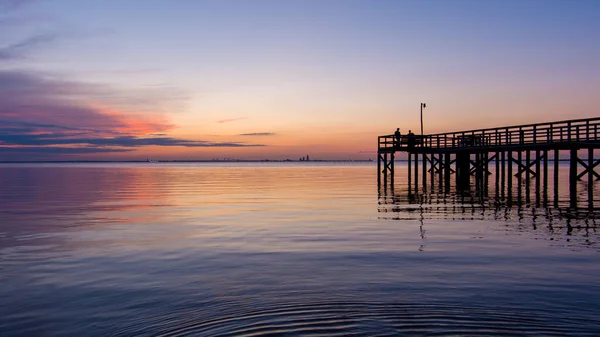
[{"left": 420, "top": 103, "right": 426, "bottom": 136}]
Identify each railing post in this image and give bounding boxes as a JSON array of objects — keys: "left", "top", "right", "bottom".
[
  {"left": 519, "top": 127, "right": 524, "bottom": 144},
  {"left": 533, "top": 125, "right": 537, "bottom": 144},
  {"left": 560, "top": 126, "right": 563, "bottom": 141},
  {"left": 586, "top": 120, "right": 590, "bottom": 141}
]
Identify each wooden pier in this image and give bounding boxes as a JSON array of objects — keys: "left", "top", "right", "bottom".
[{"left": 378, "top": 117, "right": 600, "bottom": 209}]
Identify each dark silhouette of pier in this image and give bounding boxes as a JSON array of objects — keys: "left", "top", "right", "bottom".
[{"left": 378, "top": 117, "right": 600, "bottom": 209}]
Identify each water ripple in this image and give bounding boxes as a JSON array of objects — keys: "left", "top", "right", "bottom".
[{"left": 141, "top": 301, "right": 586, "bottom": 337}]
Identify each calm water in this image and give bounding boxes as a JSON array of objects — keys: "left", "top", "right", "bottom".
[{"left": 1, "top": 162, "right": 599, "bottom": 336}]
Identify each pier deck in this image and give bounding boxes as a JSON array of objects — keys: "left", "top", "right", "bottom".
[{"left": 377, "top": 117, "right": 600, "bottom": 209}]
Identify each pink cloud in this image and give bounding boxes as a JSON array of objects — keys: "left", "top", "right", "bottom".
[
  {"left": 217, "top": 117, "right": 247, "bottom": 124},
  {"left": 0, "top": 70, "right": 265, "bottom": 159}
]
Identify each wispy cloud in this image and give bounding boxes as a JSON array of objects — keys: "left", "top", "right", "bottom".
[
  {"left": 0, "top": 134, "right": 265, "bottom": 148},
  {"left": 0, "top": 146, "right": 133, "bottom": 154},
  {"left": 217, "top": 117, "right": 247, "bottom": 124},
  {"left": 238, "top": 132, "right": 276, "bottom": 136},
  {"left": 0, "top": 0, "right": 37, "bottom": 12},
  {"left": 0, "top": 33, "right": 58, "bottom": 60},
  {"left": 0, "top": 2, "right": 266, "bottom": 159},
  {"left": 0, "top": 70, "right": 265, "bottom": 157},
  {"left": 1, "top": 0, "right": 56, "bottom": 60},
  {"left": 0, "top": 69, "right": 170, "bottom": 135}
]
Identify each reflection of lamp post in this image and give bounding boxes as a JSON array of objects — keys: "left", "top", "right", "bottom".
[{"left": 420, "top": 103, "right": 426, "bottom": 135}]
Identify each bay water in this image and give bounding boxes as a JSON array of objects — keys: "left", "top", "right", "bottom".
[{"left": 1, "top": 162, "right": 599, "bottom": 336}]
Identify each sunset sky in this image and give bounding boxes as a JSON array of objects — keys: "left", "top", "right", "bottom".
[{"left": 1, "top": 0, "right": 599, "bottom": 161}]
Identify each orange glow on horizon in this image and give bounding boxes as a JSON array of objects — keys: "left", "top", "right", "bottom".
[{"left": 86, "top": 102, "right": 174, "bottom": 136}]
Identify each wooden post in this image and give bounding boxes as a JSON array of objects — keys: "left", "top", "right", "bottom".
[
  {"left": 535, "top": 150, "right": 541, "bottom": 192},
  {"left": 518, "top": 151, "right": 523, "bottom": 204},
  {"left": 501, "top": 151, "right": 506, "bottom": 199},
  {"left": 390, "top": 152, "right": 395, "bottom": 188},
  {"left": 526, "top": 150, "right": 531, "bottom": 181},
  {"left": 495, "top": 151, "right": 500, "bottom": 199},
  {"left": 554, "top": 148, "right": 559, "bottom": 208},
  {"left": 589, "top": 147, "right": 593, "bottom": 209},
  {"left": 408, "top": 152, "right": 412, "bottom": 195},
  {"left": 535, "top": 150, "right": 541, "bottom": 207},
  {"left": 517, "top": 150, "right": 522, "bottom": 179},
  {"left": 377, "top": 152, "right": 381, "bottom": 187},
  {"left": 481, "top": 153, "right": 486, "bottom": 192},
  {"left": 456, "top": 151, "right": 470, "bottom": 191},
  {"left": 543, "top": 149, "right": 548, "bottom": 206},
  {"left": 444, "top": 153, "right": 451, "bottom": 194},
  {"left": 484, "top": 152, "right": 489, "bottom": 195},
  {"left": 507, "top": 151, "right": 513, "bottom": 203},
  {"left": 437, "top": 153, "right": 442, "bottom": 193},
  {"left": 526, "top": 150, "right": 532, "bottom": 204},
  {"left": 570, "top": 147, "right": 577, "bottom": 209},
  {"left": 474, "top": 153, "right": 481, "bottom": 192},
  {"left": 415, "top": 151, "right": 419, "bottom": 194},
  {"left": 422, "top": 153, "right": 427, "bottom": 192},
  {"left": 383, "top": 153, "right": 388, "bottom": 187},
  {"left": 430, "top": 153, "right": 435, "bottom": 193}
]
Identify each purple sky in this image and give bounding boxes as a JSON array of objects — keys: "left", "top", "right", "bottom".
[{"left": 1, "top": 0, "right": 599, "bottom": 160}]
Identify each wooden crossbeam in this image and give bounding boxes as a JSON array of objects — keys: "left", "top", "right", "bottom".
[
  {"left": 378, "top": 153, "right": 388, "bottom": 174},
  {"left": 385, "top": 160, "right": 392, "bottom": 172},
  {"left": 469, "top": 160, "right": 477, "bottom": 175},
  {"left": 428, "top": 156, "right": 440, "bottom": 173},
  {"left": 428, "top": 156, "right": 458, "bottom": 174},
  {"left": 384, "top": 158, "right": 393, "bottom": 172},
  {"left": 469, "top": 155, "right": 494, "bottom": 176},
  {"left": 441, "top": 159, "right": 456, "bottom": 173},
  {"left": 511, "top": 154, "right": 545, "bottom": 177},
  {"left": 427, "top": 155, "right": 435, "bottom": 166},
  {"left": 576, "top": 158, "right": 600, "bottom": 180}
]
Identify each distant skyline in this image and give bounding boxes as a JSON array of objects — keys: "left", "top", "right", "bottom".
[{"left": 1, "top": 0, "right": 599, "bottom": 161}]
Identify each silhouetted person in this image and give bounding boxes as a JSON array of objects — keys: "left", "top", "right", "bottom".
[
  {"left": 394, "top": 128, "right": 401, "bottom": 149},
  {"left": 407, "top": 130, "right": 416, "bottom": 149}
]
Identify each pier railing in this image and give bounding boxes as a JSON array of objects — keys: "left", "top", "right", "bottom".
[{"left": 379, "top": 117, "right": 600, "bottom": 151}]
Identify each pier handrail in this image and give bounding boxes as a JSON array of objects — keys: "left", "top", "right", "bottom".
[{"left": 379, "top": 117, "right": 600, "bottom": 151}]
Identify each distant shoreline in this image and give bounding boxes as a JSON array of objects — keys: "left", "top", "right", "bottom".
[
  {"left": 0, "top": 158, "right": 576, "bottom": 164},
  {"left": 0, "top": 159, "right": 376, "bottom": 164}
]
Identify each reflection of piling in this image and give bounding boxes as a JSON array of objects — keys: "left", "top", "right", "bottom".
[
  {"left": 377, "top": 183, "right": 600, "bottom": 244},
  {"left": 377, "top": 117, "right": 600, "bottom": 209}
]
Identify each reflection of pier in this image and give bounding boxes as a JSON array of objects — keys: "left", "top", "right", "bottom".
[
  {"left": 378, "top": 188, "right": 600, "bottom": 223},
  {"left": 378, "top": 187, "right": 600, "bottom": 249},
  {"left": 378, "top": 117, "right": 600, "bottom": 209}
]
